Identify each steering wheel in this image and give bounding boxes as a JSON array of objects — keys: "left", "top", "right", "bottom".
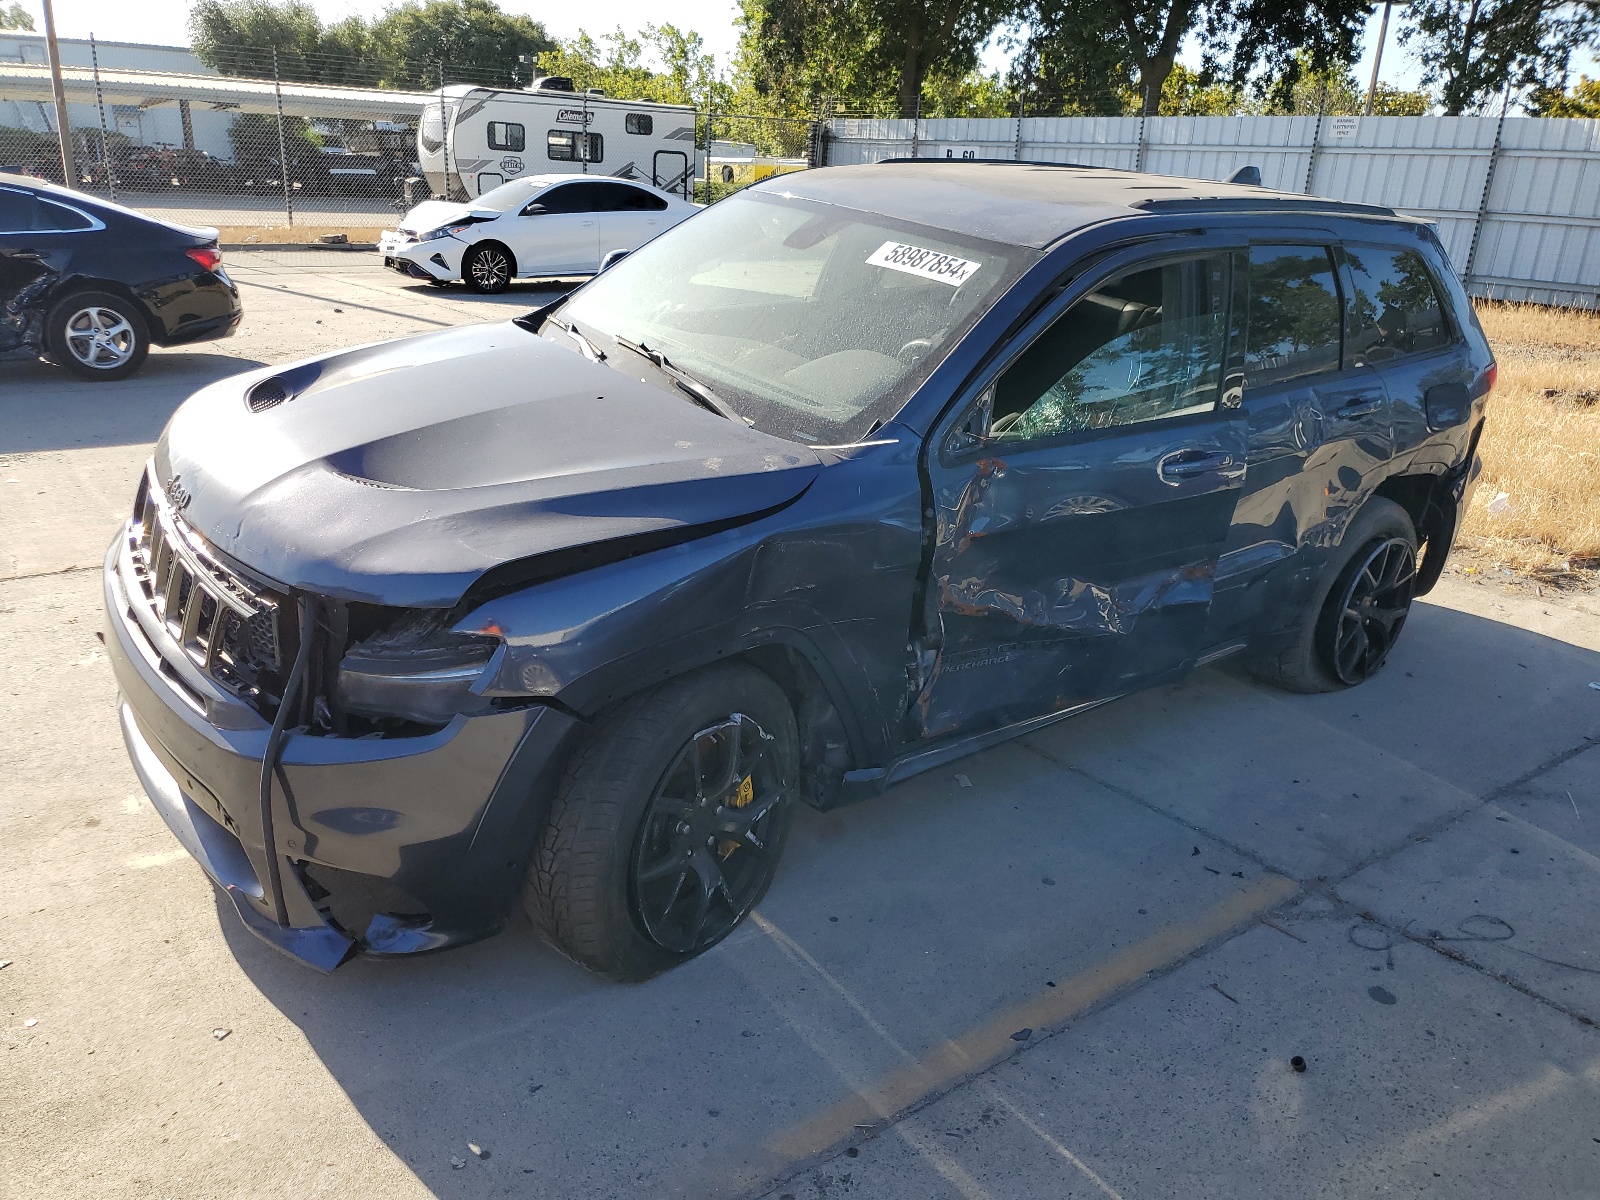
[{"left": 897, "top": 337, "right": 934, "bottom": 364}]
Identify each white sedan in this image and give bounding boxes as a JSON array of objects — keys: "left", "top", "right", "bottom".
[{"left": 379, "top": 174, "right": 698, "bottom": 293}]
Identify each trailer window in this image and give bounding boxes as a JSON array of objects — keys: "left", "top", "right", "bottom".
[
  {"left": 625, "top": 113, "right": 653, "bottom": 135},
  {"left": 487, "top": 121, "right": 525, "bottom": 152},
  {"left": 547, "top": 130, "right": 603, "bottom": 163}
]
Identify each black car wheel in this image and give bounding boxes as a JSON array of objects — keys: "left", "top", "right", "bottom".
[
  {"left": 1318, "top": 534, "right": 1418, "bottom": 685},
  {"left": 46, "top": 290, "right": 150, "bottom": 381},
  {"left": 463, "top": 242, "right": 513, "bottom": 294},
  {"left": 1251, "top": 497, "right": 1419, "bottom": 693},
  {"left": 525, "top": 664, "right": 799, "bottom": 981}
]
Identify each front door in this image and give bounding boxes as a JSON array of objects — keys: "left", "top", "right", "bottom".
[
  {"left": 918, "top": 250, "right": 1247, "bottom": 740},
  {"left": 507, "top": 182, "right": 600, "bottom": 275}
]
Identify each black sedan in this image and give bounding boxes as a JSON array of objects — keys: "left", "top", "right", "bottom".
[
  {"left": 104, "top": 162, "right": 1493, "bottom": 979},
  {"left": 0, "top": 174, "right": 241, "bottom": 380}
]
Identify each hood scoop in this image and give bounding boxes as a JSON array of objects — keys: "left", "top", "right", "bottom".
[{"left": 245, "top": 361, "right": 326, "bottom": 413}]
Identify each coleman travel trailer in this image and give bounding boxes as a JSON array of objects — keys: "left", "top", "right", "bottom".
[{"left": 418, "top": 78, "right": 701, "bottom": 202}]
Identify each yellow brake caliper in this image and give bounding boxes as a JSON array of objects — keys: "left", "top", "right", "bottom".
[{"left": 718, "top": 774, "right": 755, "bottom": 860}]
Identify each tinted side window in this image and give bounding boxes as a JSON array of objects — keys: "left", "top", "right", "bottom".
[
  {"left": 580, "top": 182, "right": 660, "bottom": 212},
  {"left": 625, "top": 113, "right": 653, "bottom": 135},
  {"left": 1244, "top": 245, "right": 1342, "bottom": 387},
  {"left": 1343, "top": 245, "right": 1453, "bottom": 365},
  {"left": 617, "top": 185, "right": 667, "bottom": 211},
  {"left": 487, "top": 121, "right": 525, "bottom": 151},
  {"left": 992, "top": 255, "right": 1230, "bottom": 442},
  {"left": 37, "top": 200, "right": 93, "bottom": 231},
  {"left": 536, "top": 183, "right": 587, "bottom": 213},
  {"left": 0, "top": 188, "right": 35, "bottom": 231}
]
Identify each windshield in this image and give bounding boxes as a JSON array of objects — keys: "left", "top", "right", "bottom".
[
  {"left": 558, "top": 189, "right": 1033, "bottom": 443},
  {"left": 474, "top": 178, "right": 549, "bottom": 212}
]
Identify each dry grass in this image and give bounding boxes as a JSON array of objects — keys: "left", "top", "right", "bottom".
[{"left": 1456, "top": 300, "right": 1600, "bottom": 584}]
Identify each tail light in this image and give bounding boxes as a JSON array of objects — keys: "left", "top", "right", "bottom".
[
  {"left": 1483, "top": 362, "right": 1497, "bottom": 393},
  {"left": 185, "top": 246, "right": 223, "bottom": 273}
]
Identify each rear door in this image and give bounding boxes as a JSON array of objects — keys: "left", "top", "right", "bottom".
[
  {"left": 503, "top": 181, "right": 599, "bottom": 275},
  {"left": 1340, "top": 241, "right": 1473, "bottom": 463},
  {"left": 918, "top": 248, "right": 1247, "bottom": 740},
  {"left": 594, "top": 181, "right": 669, "bottom": 260},
  {"left": 1210, "top": 243, "right": 1394, "bottom": 643}
]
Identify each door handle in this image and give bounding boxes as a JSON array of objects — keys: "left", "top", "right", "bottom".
[
  {"left": 1157, "top": 449, "right": 1236, "bottom": 485},
  {"left": 1335, "top": 398, "right": 1382, "bottom": 419}
]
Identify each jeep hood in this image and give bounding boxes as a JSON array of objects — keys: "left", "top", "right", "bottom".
[{"left": 155, "top": 322, "right": 821, "bottom": 607}]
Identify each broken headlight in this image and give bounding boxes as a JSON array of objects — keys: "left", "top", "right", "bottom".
[
  {"left": 418, "top": 221, "right": 476, "bottom": 242},
  {"left": 336, "top": 615, "right": 499, "bottom": 726}
]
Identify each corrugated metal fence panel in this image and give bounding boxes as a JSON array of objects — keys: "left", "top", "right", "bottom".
[
  {"left": 1142, "top": 115, "right": 1315, "bottom": 192},
  {"left": 1018, "top": 116, "right": 1142, "bottom": 169},
  {"left": 821, "top": 115, "right": 1600, "bottom": 305},
  {"left": 1472, "top": 117, "right": 1600, "bottom": 305}
]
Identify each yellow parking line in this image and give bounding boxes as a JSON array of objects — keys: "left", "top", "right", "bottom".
[{"left": 765, "top": 873, "right": 1299, "bottom": 1164}]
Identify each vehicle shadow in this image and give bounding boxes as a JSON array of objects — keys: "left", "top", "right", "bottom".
[
  {"left": 222, "top": 598, "right": 1600, "bottom": 1200},
  {"left": 0, "top": 351, "right": 265, "bottom": 454},
  {"left": 392, "top": 278, "right": 584, "bottom": 307}
]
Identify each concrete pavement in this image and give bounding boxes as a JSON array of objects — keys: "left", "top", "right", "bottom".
[{"left": 2, "top": 254, "right": 1598, "bottom": 1199}]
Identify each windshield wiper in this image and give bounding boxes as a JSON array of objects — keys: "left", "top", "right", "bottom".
[
  {"left": 614, "top": 336, "right": 751, "bottom": 425},
  {"left": 546, "top": 315, "right": 605, "bottom": 362}
]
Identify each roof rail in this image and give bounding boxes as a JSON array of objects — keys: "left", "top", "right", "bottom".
[
  {"left": 1132, "top": 196, "right": 1400, "bottom": 217},
  {"left": 876, "top": 156, "right": 1124, "bottom": 171}
]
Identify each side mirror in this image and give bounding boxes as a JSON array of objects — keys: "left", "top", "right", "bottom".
[
  {"left": 600, "top": 248, "right": 630, "bottom": 272},
  {"left": 522, "top": 202, "right": 546, "bottom": 216},
  {"left": 1221, "top": 371, "right": 1245, "bottom": 409},
  {"left": 946, "top": 386, "right": 996, "bottom": 454}
]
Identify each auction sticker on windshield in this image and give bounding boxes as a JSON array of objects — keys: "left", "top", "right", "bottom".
[{"left": 866, "top": 241, "right": 980, "bottom": 287}]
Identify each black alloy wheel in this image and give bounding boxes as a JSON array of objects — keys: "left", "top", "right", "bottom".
[
  {"left": 630, "top": 713, "right": 786, "bottom": 954},
  {"left": 1319, "top": 536, "right": 1417, "bottom": 685},
  {"left": 464, "top": 243, "right": 512, "bottom": 294},
  {"left": 524, "top": 662, "right": 799, "bottom": 980}
]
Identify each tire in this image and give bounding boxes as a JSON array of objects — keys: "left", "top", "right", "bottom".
[
  {"left": 45, "top": 290, "right": 150, "bottom": 381},
  {"left": 524, "top": 664, "right": 800, "bottom": 981},
  {"left": 1250, "top": 497, "right": 1419, "bottom": 694},
  {"left": 463, "top": 242, "right": 513, "bottom": 294}
]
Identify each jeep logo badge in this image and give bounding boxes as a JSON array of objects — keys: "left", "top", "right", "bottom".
[{"left": 164, "top": 475, "right": 191, "bottom": 511}]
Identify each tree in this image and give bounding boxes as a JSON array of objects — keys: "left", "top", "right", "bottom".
[
  {"left": 190, "top": 0, "right": 363, "bottom": 83},
  {"left": 1399, "top": 0, "right": 1600, "bottom": 114},
  {"left": 0, "top": 2, "right": 34, "bottom": 31},
  {"left": 1530, "top": 72, "right": 1600, "bottom": 113},
  {"left": 1255, "top": 52, "right": 1432, "bottom": 113},
  {"left": 1015, "top": 0, "right": 1373, "bottom": 116},
  {"left": 190, "top": 0, "right": 552, "bottom": 89},
  {"left": 739, "top": 0, "right": 1024, "bottom": 117},
  {"left": 1005, "top": 2, "right": 1137, "bottom": 114},
  {"left": 537, "top": 25, "right": 728, "bottom": 108},
  {"left": 366, "top": 0, "right": 554, "bottom": 89}
]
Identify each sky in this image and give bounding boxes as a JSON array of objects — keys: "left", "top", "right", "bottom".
[{"left": 24, "top": 0, "right": 1594, "bottom": 103}]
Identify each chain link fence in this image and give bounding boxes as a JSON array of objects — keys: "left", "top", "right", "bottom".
[{"left": 0, "top": 44, "right": 831, "bottom": 241}]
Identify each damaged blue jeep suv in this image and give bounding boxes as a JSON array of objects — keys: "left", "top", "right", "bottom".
[{"left": 105, "top": 161, "right": 1493, "bottom": 979}]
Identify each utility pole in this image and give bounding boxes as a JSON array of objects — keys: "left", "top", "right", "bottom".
[
  {"left": 41, "top": 0, "right": 77, "bottom": 186},
  {"left": 1364, "top": 0, "right": 1394, "bottom": 116}
]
